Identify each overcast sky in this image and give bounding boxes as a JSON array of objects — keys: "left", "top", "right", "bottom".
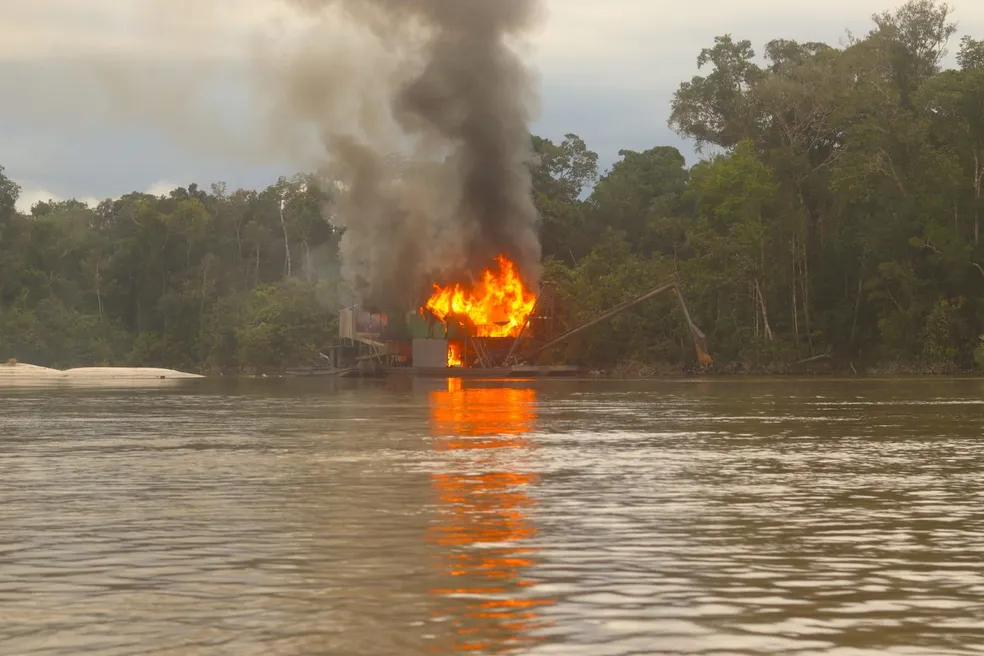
[{"left": 2, "top": 0, "right": 983, "bottom": 211}]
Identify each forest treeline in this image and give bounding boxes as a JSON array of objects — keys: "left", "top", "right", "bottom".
[{"left": 2, "top": 0, "right": 984, "bottom": 374}]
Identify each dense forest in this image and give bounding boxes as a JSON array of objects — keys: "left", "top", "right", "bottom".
[{"left": 3, "top": 0, "right": 984, "bottom": 374}]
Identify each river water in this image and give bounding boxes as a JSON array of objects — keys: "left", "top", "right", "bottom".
[{"left": 2, "top": 377, "right": 983, "bottom": 655}]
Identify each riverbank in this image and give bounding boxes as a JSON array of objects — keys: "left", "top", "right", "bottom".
[
  {"left": 3, "top": 360, "right": 979, "bottom": 383},
  {"left": 591, "top": 357, "right": 984, "bottom": 378}
]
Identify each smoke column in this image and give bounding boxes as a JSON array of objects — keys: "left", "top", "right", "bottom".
[
  {"left": 104, "top": 0, "right": 544, "bottom": 308},
  {"left": 250, "top": 0, "right": 545, "bottom": 309}
]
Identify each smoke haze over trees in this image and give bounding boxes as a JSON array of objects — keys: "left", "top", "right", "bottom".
[
  {"left": 111, "top": 0, "right": 545, "bottom": 311},
  {"left": 3, "top": 0, "right": 984, "bottom": 374}
]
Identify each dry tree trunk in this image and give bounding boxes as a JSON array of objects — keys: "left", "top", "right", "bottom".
[
  {"left": 255, "top": 245, "right": 261, "bottom": 286},
  {"left": 974, "top": 150, "right": 981, "bottom": 246},
  {"left": 800, "top": 237, "right": 812, "bottom": 352},
  {"left": 200, "top": 260, "right": 211, "bottom": 335},
  {"left": 754, "top": 279, "right": 774, "bottom": 342},
  {"left": 304, "top": 240, "right": 313, "bottom": 283},
  {"left": 752, "top": 281, "right": 759, "bottom": 338},
  {"left": 791, "top": 234, "right": 800, "bottom": 344},
  {"left": 280, "top": 199, "right": 292, "bottom": 279},
  {"left": 95, "top": 261, "right": 103, "bottom": 320},
  {"left": 851, "top": 276, "right": 863, "bottom": 346}
]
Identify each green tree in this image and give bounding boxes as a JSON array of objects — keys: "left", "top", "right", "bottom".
[
  {"left": 531, "top": 133, "right": 599, "bottom": 263},
  {"left": 585, "top": 146, "right": 689, "bottom": 255},
  {"left": 5, "top": 0, "right": 984, "bottom": 375},
  {"left": 669, "top": 35, "right": 763, "bottom": 151}
]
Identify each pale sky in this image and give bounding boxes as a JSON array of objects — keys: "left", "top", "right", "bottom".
[{"left": 2, "top": 0, "right": 983, "bottom": 211}]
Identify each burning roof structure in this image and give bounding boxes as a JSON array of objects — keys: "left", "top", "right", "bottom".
[
  {"left": 417, "top": 255, "right": 542, "bottom": 368},
  {"left": 424, "top": 256, "right": 536, "bottom": 339},
  {"left": 336, "top": 253, "right": 554, "bottom": 371}
]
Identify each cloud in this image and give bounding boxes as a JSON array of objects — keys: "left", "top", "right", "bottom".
[
  {"left": 0, "top": 1, "right": 302, "bottom": 62},
  {"left": 1, "top": 0, "right": 983, "bottom": 199},
  {"left": 144, "top": 180, "right": 181, "bottom": 198},
  {"left": 5, "top": 1, "right": 981, "bottom": 65},
  {"left": 14, "top": 185, "right": 100, "bottom": 213},
  {"left": 13, "top": 179, "right": 181, "bottom": 213}
]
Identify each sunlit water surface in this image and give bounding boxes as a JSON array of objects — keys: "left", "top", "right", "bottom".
[{"left": 2, "top": 377, "right": 984, "bottom": 655}]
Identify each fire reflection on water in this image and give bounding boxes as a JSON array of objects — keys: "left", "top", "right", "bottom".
[{"left": 427, "top": 379, "right": 552, "bottom": 652}]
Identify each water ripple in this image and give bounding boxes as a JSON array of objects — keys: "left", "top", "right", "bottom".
[{"left": 1, "top": 379, "right": 983, "bottom": 654}]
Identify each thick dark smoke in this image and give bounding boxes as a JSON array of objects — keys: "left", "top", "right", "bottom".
[
  {"left": 101, "top": 0, "right": 544, "bottom": 310},
  {"left": 263, "top": 0, "right": 545, "bottom": 309}
]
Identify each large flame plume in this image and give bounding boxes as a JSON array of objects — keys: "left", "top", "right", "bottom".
[{"left": 424, "top": 256, "right": 537, "bottom": 339}]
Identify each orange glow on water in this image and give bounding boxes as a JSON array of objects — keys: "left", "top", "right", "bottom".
[{"left": 426, "top": 382, "right": 553, "bottom": 652}]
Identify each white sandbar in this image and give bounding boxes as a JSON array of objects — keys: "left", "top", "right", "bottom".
[{"left": 0, "top": 363, "right": 203, "bottom": 385}]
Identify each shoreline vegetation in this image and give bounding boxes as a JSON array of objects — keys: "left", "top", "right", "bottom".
[
  {"left": 597, "top": 359, "right": 983, "bottom": 378},
  {"left": 3, "top": 1, "right": 984, "bottom": 377}
]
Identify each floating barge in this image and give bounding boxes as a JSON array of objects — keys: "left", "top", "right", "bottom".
[
  {"left": 389, "top": 364, "right": 582, "bottom": 378},
  {"left": 290, "top": 278, "right": 710, "bottom": 379},
  {"left": 286, "top": 362, "right": 582, "bottom": 379}
]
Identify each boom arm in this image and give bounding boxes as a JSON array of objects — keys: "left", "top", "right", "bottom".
[{"left": 512, "top": 280, "right": 712, "bottom": 366}]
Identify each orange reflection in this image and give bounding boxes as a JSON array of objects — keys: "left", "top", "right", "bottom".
[{"left": 427, "top": 380, "right": 553, "bottom": 652}]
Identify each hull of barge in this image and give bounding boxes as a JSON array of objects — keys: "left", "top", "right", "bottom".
[{"left": 376, "top": 365, "right": 582, "bottom": 378}]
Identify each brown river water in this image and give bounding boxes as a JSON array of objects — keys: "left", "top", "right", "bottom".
[{"left": 1, "top": 377, "right": 983, "bottom": 655}]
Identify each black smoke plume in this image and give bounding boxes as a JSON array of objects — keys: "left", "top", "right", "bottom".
[
  {"left": 102, "top": 0, "right": 545, "bottom": 311},
  {"left": 267, "top": 0, "right": 545, "bottom": 309}
]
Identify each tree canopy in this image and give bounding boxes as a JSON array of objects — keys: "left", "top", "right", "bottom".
[{"left": 3, "top": 0, "right": 984, "bottom": 374}]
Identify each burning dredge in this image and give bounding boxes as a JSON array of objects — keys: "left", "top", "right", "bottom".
[{"left": 317, "top": 256, "right": 713, "bottom": 377}]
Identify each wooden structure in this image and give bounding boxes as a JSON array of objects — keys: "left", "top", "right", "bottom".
[{"left": 509, "top": 279, "right": 712, "bottom": 367}]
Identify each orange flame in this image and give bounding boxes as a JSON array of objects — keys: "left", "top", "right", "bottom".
[
  {"left": 448, "top": 342, "right": 463, "bottom": 367},
  {"left": 424, "top": 255, "right": 536, "bottom": 338}
]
